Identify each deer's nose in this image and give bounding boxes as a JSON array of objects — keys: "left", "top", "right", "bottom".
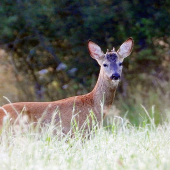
[{"left": 110, "top": 73, "right": 120, "bottom": 80}]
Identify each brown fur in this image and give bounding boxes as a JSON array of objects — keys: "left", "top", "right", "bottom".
[{"left": 0, "top": 38, "right": 133, "bottom": 134}]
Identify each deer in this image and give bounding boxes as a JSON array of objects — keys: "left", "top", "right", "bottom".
[{"left": 0, "top": 38, "right": 133, "bottom": 134}]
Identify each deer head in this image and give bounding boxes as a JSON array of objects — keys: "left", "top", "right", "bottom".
[{"left": 88, "top": 38, "right": 133, "bottom": 82}]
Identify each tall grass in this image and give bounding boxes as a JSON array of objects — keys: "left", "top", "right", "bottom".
[
  {"left": 1, "top": 48, "right": 170, "bottom": 169},
  {"left": 0, "top": 106, "right": 170, "bottom": 170}
]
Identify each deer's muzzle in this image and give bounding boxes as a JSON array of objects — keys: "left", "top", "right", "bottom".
[{"left": 110, "top": 73, "right": 120, "bottom": 80}]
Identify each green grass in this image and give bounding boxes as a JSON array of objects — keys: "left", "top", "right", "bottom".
[{"left": 0, "top": 107, "right": 170, "bottom": 170}]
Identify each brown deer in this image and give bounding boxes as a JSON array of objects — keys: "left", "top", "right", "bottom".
[{"left": 0, "top": 38, "right": 133, "bottom": 134}]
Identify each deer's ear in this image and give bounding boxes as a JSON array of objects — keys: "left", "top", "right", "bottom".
[
  {"left": 117, "top": 37, "right": 134, "bottom": 58},
  {"left": 88, "top": 40, "right": 104, "bottom": 60}
]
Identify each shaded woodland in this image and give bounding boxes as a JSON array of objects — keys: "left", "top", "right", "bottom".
[{"left": 0, "top": 0, "right": 170, "bottom": 124}]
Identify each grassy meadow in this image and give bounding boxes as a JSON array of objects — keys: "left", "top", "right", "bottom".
[
  {"left": 0, "top": 106, "right": 170, "bottom": 170},
  {"left": 1, "top": 49, "right": 170, "bottom": 170},
  {"left": 0, "top": 50, "right": 170, "bottom": 170},
  {"left": 0, "top": 1, "right": 170, "bottom": 169}
]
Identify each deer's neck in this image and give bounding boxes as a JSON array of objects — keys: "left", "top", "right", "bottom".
[{"left": 91, "top": 67, "right": 118, "bottom": 107}]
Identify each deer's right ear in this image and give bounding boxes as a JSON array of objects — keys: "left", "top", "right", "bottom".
[{"left": 88, "top": 40, "right": 104, "bottom": 60}]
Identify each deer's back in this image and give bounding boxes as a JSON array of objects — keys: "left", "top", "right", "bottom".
[{"left": 0, "top": 93, "right": 100, "bottom": 133}]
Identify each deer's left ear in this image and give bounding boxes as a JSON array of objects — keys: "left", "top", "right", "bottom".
[{"left": 117, "top": 37, "right": 134, "bottom": 58}]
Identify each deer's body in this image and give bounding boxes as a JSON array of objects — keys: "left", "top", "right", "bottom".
[{"left": 0, "top": 38, "right": 133, "bottom": 133}]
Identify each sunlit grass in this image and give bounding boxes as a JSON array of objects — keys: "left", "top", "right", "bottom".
[{"left": 0, "top": 106, "right": 170, "bottom": 170}]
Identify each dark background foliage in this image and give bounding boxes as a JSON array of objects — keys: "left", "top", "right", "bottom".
[{"left": 0, "top": 0, "right": 170, "bottom": 125}]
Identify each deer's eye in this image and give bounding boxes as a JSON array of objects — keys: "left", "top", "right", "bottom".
[
  {"left": 119, "top": 62, "right": 123, "bottom": 66},
  {"left": 103, "top": 64, "right": 108, "bottom": 67}
]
